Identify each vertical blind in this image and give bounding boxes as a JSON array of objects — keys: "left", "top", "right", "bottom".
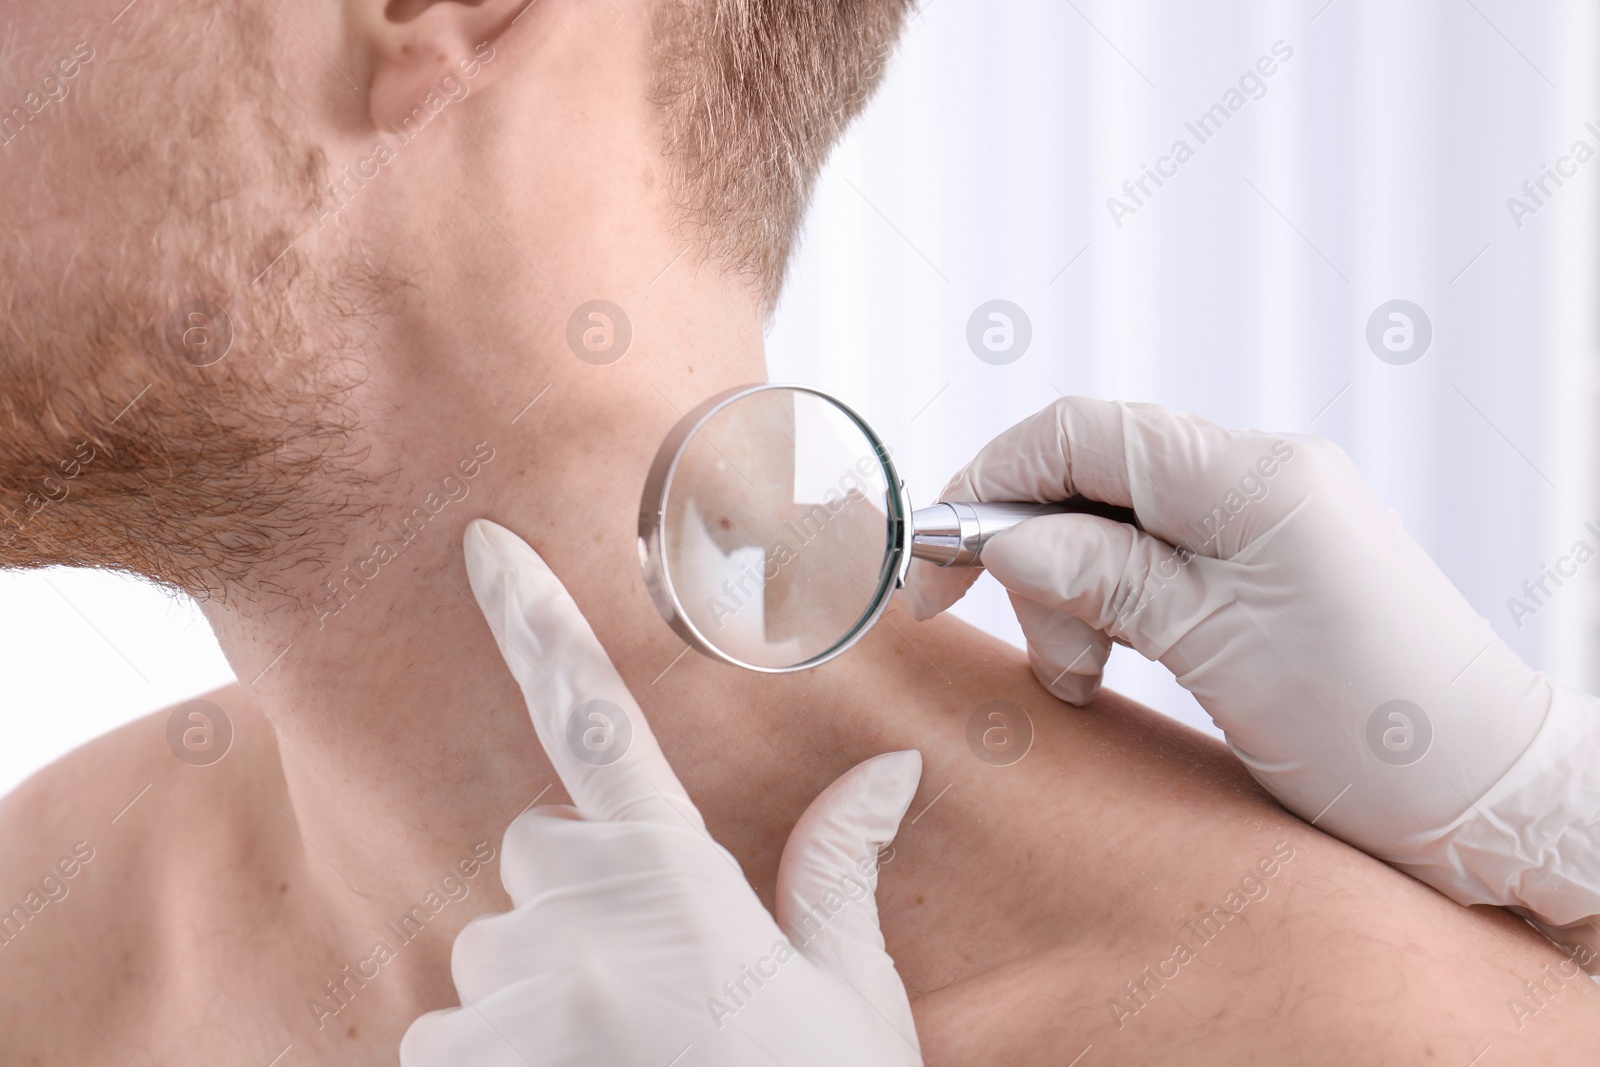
[{"left": 768, "top": 0, "right": 1600, "bottom": 737}]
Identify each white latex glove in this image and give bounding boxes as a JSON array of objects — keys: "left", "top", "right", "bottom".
[
  {"left": 401, "top": 519, "right": 925, "bottom": 1067},
  {"left": 901, "top": 396, "right": 1600, "bottom": 930}
]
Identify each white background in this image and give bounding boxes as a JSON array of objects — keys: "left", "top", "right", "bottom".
[{"left": 3, "top": 0, "right": 1597, "bottom": 795}]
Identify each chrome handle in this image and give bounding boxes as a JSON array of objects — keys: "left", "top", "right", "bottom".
[{"left": 909, "top": 499, "right": 1139, "bottom": 567}]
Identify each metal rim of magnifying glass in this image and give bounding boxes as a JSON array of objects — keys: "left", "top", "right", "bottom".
[{"left": 638, "top": 382, "right": 914, "bottom": 674}]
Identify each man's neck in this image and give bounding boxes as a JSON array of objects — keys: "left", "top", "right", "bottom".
[{"left": 196, "top": 256, "right": 973, "bottom": 999}]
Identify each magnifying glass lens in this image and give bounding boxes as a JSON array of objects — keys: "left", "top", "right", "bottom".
[{"left": 660, "top": 388, "right": 897, "bottom": 670}]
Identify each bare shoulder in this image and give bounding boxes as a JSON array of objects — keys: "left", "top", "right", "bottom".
[{"left": 0, "top": 685, "right": 275, "bottom": 1064}]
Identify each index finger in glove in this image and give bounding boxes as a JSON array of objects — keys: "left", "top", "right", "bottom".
[
  {"left": 953, "top": 397, "right": 1316, "bottom": 554},
  {"left": 941, "top": 395, "right": 1140, "bottom": 508},
  {"left": 464, "top": 518, "right": 705, "bottom": 830}
]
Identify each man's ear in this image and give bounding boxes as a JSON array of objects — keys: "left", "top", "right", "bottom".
[{"left": 356, "top": 0, "right": 541, "bottom": 130}]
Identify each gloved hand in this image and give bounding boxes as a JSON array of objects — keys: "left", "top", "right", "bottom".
[
  {"left": 900, "top": 396, "right": 1600, "bottom": 932},
  {"left": 400, "top": 520, "right": 925, "bottom": 1067}
]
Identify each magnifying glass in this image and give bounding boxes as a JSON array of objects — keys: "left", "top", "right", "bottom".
[{"left": 637, "top": 383, "right": 1138, "bottom": 673}]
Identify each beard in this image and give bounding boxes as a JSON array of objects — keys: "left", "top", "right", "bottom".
[{"left": 0, "top": 1, "right": 394, "bottom": 602}]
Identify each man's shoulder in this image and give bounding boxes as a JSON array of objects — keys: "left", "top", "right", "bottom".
[
  {"left": 0, "top": 685, "right": 268, "bottom": 1061},
  {"left": 0, "top": 688, "right": 229, "bottom": 871}
]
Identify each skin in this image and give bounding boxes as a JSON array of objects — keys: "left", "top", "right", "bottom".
[{"left": 1, "top": 0, "right": 1598, "bottom": 1063}]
